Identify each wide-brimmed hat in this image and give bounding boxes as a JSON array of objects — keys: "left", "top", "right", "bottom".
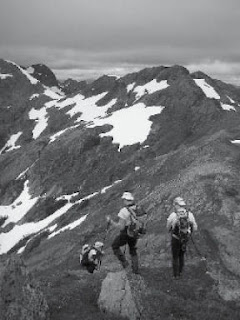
[
  {"left": 121, "top": 192, "right": 134, "bottom": 201},
  {"left": 173, "top": 197, "right": 186, "bottom": 206}
]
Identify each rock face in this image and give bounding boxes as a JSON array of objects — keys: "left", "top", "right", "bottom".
[
  {"left": 98, "top": 271, "right": 145, "bottom": 320},
  {"left": 0, "top": 255, "right": 49, "bottom": 320},
  {"left": 60, "top": 78, "right": 88, "bottom": 95},
  {"left": 27, "top": 64, "right": 59, "bottom": 88}
]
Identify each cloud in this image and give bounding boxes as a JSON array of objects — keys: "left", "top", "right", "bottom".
[
  {"left": 53, "top": 66, "right": 146, "bottom": 81},
  {"left": 186, "top": 60, "right": 240, "bottom": 85},
  {"left": 1, "top": 44, "right": 240, "bottom": 85},
  {"left": 186, "top": 60, "right": 240, "bottom": 75}
]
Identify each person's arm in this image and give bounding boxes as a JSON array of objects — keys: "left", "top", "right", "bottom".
[
  {"left": 166, "top": 212, "right": 176, "bottom": 232},
  {"left": 189, "top": 212, "right": 198, "bottom": 232},
  {"left": 106, "top": 216, "right": 126, "bottom": 231}
]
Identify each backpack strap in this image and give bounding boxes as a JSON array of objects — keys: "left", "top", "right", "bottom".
[{"left": 126, "top": 206, "right": 139, "bottom": 222}]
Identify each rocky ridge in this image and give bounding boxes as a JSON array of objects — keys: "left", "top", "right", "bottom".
[{"left": 1, "top": 59, "right": 240, "bottom": 319}]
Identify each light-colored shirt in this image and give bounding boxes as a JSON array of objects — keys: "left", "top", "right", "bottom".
[
  {"left": 118, "top": 207, "right": 132, "bottom": 227},
  {"left": 166, "top": 209, "right": 198, "bottom": 232}
]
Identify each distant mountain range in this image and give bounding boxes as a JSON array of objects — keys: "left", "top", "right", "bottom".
[{"left": 1, "top": 59, "right": 240, "bottom": 319}]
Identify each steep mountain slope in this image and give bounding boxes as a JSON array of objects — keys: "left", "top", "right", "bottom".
[
  {"left": 25, "top": 64, "right": 59, "bottom": 88},
  {"left": 1, "top": 59, "right": 240, "bottom": 319}
]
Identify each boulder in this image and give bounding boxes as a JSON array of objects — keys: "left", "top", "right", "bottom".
[{"left": 98, "top": 271, "right": 145, "bottom": 320}]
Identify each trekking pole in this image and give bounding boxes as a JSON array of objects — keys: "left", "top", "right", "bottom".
[
  {"left": 38, "top": 150, "right": 42, "bottom": 191},
  {"left": 97, "top": 220, "right": 111, "bottom": 270},
  {"left": 190, "top": 235, "right": 204, "bottom": 258},
  {"left": 144, "top": 208, "right": 155, "bottom": 228},
  {"left": 190, "top": 234, "right": 208, "bottom": 272},
  {"left": 103, "top": 220, "right": 111, "bottom": 242}
]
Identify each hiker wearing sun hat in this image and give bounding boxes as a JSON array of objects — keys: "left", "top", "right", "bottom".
[
  {"left": 106, "top": 191, "right": 147, "bottom": 274},
  {"left": 167, "top": 196, "right": 198, "bottom": 279}
]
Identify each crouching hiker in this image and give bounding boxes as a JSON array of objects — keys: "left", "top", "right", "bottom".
[
  {"left": 167, "top": 197, "right": 198, "bottom": 279},
  {"left": 106, "top": 192, "right": 147, "bottom": 274},
  {"left": 80, "top": 241, "right": 104, "bottom": 273}
]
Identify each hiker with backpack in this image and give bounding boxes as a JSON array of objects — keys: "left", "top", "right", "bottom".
[
  {"left": 106, "top": 192, "right": 147, "bottom": 274},
  {"left": 167, "top": 197, "right": 198, "bottom": 279},
  {"left": 80, "top": 241, "right": 104, "bottom": 273}
]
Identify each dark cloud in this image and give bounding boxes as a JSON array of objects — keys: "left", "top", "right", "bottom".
[{"left": 0, "top": 0, "right": 240, "bottom": 83}]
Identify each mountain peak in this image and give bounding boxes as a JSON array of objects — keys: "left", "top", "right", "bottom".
[
  {"left": 190, "top": 70, "right": 211, "bottom": 79},
  {"left": 26, "top": 64, "right": 59, "bottom": 87}
]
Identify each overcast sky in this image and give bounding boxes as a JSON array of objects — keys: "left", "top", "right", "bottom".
[{"left": 0, "top": 0, "right": 240, "bottom": 84}]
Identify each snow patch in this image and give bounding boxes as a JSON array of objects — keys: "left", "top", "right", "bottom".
[
  {"left": 43, "top": 86, "right": 63, "bottom": 99},
  {"left": 16, "top": 167, "right": 30, "bottom": 180},
  {"left": 0, "top": 201, "right": 72, "bottom": 254},
  {"left": 0, "top": 180, "right": 123, "bottom": 254},
  {"left": 49, "top": 125, "right": 80, "bottom": 143},
  {"left": 50, "top": 86, "right": 65, "bottom": 96},
  {"left": 127, "top": 82, "right": 135, "bottom": 92},
  {"left": 0, "top": 131, "right": 22, "bottom": 154},
  {"left": 231, "top": 140, "right": 240, "bottom": 144},
  {"left": 90, "top": 103, "right": 164, "bottom": 149},
  {"left": 227, "top": 95, "right": 235, "bottom": 104},
  {"left": 29, "top": 93, "right": 40, "bottom": 100},
  {"left": 0, "top": 180, "right": 38, "bottom": 227},
  {"left": 134, "top": 79, "right": 169, "bottom": 99},
  {"left": 7, "top": 60, "right": 38, "bottom": 85},
  {"left": 0, "top": 73, "right": 13, "bottom": 79},
  {"left": 194, "top": 79, "right": 220, "bottom": 99},
  {"left": 107, "top": 75, "right": 120, "bottom": 79},
  {"left": 100, "top": 180, "right": 122, "bottom": 194},
  {"left": 48, "top": 214, "right": 88, "bottom": 239},
  {"left": 65, "top": 92, "right": 108, "bottom": 118},
  {"left": 220, "top": 103, "right": 236, "bottom": 111},
  {"left": 29, "top": 107, "right": 48, "bottom": 139}
]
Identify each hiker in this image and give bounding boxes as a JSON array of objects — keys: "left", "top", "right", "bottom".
[
  {"left": 167, "top": 196, "right": 198, "bottom": 279},
  {"left": 106, "top": 192, "right": 147, "bottom": 274},
  {"left": 80, "top": 241, "right": 104, "bottom": 273}
]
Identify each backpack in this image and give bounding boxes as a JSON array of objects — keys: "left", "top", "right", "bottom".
[
  {"left": 126, "top": 206, "right": 147, "bottom": 238},
  {"left": 175, "top": 210, "right": 191, "bottom": 249},
  {"left": 80, "top": 244, "right": 90, "bottom": 266},
  {"left": 80, "top": 244, "right": 103, "bottom": 273}
]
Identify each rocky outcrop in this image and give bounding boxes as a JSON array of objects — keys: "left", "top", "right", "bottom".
[
  {"left": 0, "top": 255, "right": 49, "bottom": 320},
  {"left": 27, "top": 64, "right": 58, "bottom": 88},
  {"left": 60, "top": 78, "right": 88, "bottom": 95},
  {"left": 98, "top": 271, "right": 145, "bottom": 320}
]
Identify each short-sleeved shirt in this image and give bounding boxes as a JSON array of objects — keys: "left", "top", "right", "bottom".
[
  {"left": 167, "top": 209, "right": 198, "bottom": 232},
  {"left": 118, "top": 207, "right": 136, "bottom": 227}
]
